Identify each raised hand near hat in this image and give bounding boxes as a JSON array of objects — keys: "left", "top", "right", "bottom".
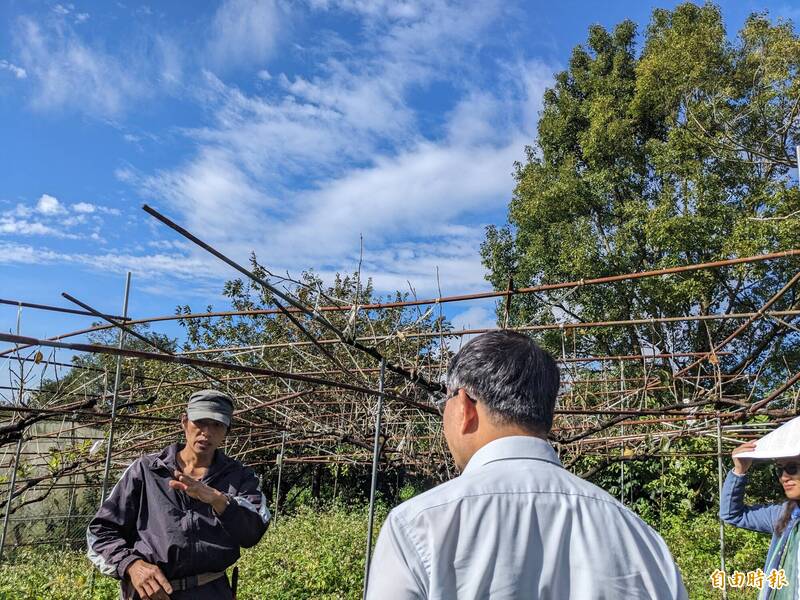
[
  {"left": 169, "top": 470, "right": 229, "bottom": 515},
  {"left": 732, "top": 441, "right": 757, "bottom": 475}
]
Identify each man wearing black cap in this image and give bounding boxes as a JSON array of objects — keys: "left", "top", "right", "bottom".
[{"left": 87, "top": 390, "right": 270, "bottom": 600}]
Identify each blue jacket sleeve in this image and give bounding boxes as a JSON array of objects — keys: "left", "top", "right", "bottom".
[
  {"left": 86, "top": 460, "right": 144, "bottom": 579},
  {"left": 217, "top": 466, "right": 270, "bottom": 548},
  {"left": 719, "top": 469, "right": 782, "bottom": 534}
]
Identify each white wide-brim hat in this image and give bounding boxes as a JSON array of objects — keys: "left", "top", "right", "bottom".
[{"left": 736, "top": 415, "right": 800, "bottom": 460}]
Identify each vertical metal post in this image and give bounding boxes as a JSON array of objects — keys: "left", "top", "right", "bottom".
[
  {"left": 98, "top": 273, "right": 132, "bottom": 504},
  {"left": 64, "top": 426, "right": 77, "bottom": 549},
  {"left": 333, "top": 461, "right": 340, "bottom": 501},
  {"left": 659, "top": 456, "right": 664, "bottom": 532},
  {"left": 716, "top": 416, "right": 728, "bottom": 600},
  {"left": 0, "top": 438, "right": 23, "bottom": 560},
  {"left": 363, "top": 360, "right": 385, "bottom": 600},
  {"left": 273, "top": 431, "right": 286, "bottom": 525},
  {"left": 619, "top": 360, "right": 625, "bottom": 504},
  {"left": 1, "top": 304, "right": 27, "bottom": 560},
  {"left": 796, "top": 145, "right": 799, "bottom": 182}
]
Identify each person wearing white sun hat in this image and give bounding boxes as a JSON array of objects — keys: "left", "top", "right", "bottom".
[{"left": 721, "top": 416, "right": 800, "bottom": 599}]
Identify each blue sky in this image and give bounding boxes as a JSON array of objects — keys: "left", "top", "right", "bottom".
[{"left": 1, "top": 0, "right": 798, "bottom": 365}]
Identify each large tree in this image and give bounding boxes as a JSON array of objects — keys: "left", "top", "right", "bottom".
[{"left": 482, "top": 3, "right": 800, "bottom": 391}]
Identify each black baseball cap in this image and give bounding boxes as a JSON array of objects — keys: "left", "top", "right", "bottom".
[{"left": 186, "top": 389, "right": 234, "bottom": 427}]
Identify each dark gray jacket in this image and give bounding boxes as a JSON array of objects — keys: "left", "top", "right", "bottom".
[{"left": 87, "top": 443, "right": 270, "bottom": 599}]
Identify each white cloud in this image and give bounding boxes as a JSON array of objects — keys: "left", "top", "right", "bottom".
[
  {"left": 148, "top": 239, "right": 191, "bottom": 251},
  {"left": 0, "top": 213, "right": 84, "bottom": 239},
  {"left": 451, "top": 304, "right": 497, "bottom": 331},
  {"left": 61, "top": 215, "right": 87, "bottom": 227},
  {"left": 72, "top": 202, "right": 96, "bottom": 213},
  {"left": 189, "top": 0, "right": 509, "bottom": 176},
  {"left": 126, "top": 2, "right": 555, "bottom": 299},
  {"left": 207, "top": 0, "right": 284, "bottom": 70},
  {"left": 140, "top": 135, "right": 523, "bottom": 298},
  {"left": 0, "top": 217, "right": 61, "bottom": 237},
  {"left": 14, "top": 16, "right": 147, "bottom": 117},
  {"left": 444, "top": 303, "right": 498, "bottom": 351},
  {"left": 148, "top": 1, "right": 520, "bottom": 190},
  {"left": 357, "top": 233, "right": 493, "bottom": 297},
  {"left": 0, "top": 59, "right": 27, "bottom": 79},
  {"left": 184, "top": 70, "right": 408, "bottom": 181},
  {"left": 374, "top": 0, "right": 503, "bottom": 80},
  {"left": 518, "top": 59, "right": 555, "bottom": 136},
  {"left": 445, "top": 60, "right": 553, "bottom": 146},
  {"left": 142, "top": 147, "right": 275, "bottom": 239},
  {"left": 10, "top": 203, "right": 32, "bottom": 218},
  {"left": 154, "top": 34, "right": 183, "bottom": 87},
  {"left": 115, "top": 167, "right": 136, "bottom": 182},
  {"left": 36, "top": 194, "right": 66, "bottom": 215},
  {"left": 450, "top": 304, "right": 498, "bottom": 341},
  {"left": 311, "top": 0, "right": 424, "bottom": 20},
  {"left": 0, "top": 195, "right": 121, "bottom": 241},
  {"left": 267, "top": 139, "right": 523, "bottom": 262},
  {"left": 445, "top": 91, "right": 507, "bottom": 147},
  {"left": 50, "top": 3, "right": 90, "bottom": 24},
  {"left": 69, "top": 201, "right": 119, "bottom": 216},
  {"left": 279, "top": 66, "right": 413, "bottom": 141},
  {"left": 0, "top": 241, "right": 227, "bottom": 284}
]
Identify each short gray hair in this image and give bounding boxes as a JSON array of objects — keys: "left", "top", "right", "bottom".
[{"left": 446, "top": 330, "right": 560, "bottom": 433}]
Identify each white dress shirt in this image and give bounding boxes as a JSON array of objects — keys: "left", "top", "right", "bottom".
[{"left": 366, "top": 436, "right": 687, "bottom": 599}]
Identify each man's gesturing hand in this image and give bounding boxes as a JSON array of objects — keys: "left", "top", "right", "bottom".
[
  {"left": 126, "top": 559, "right": 172, "bottom": 600},
  {"left": 169, "top": 470, "right": 229, "bottom": 515}
]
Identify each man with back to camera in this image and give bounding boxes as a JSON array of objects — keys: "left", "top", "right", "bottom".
[
  {"left": 87, "top": 389, "right": 270, "bottom": 600},
  {"left": 366, "top": 330, "right": 687, "bottom": 599}
]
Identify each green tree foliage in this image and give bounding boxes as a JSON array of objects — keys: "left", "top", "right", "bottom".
[{"left": 482, "top": 3, "right": 800, "bottom": 377}]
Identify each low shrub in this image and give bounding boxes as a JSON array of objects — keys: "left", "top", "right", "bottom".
[
  {"left": 0, "top": 548, "right": 117, "bottom": 600},
  {"left": 0, "top": 505, "right": 775, "bottom": 599},
  {"left": 0, "top": 502, "right": 386, "bottom": 600},
  {"left": 659, "top": 512, "right": 771, "bottom": 600},
  {"left": 237, "top": 503, "right": 387, "bottom": 600}
]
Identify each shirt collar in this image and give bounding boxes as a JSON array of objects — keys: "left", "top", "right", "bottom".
[
  {"left": 150, "top": 442, "right": 230, "bottom": 480},
  {"left": 461, "top": 435, "right": 562, "bottom": 475},
  {"left": 151, "top": 442, "right": 181, "bottom": 473}
]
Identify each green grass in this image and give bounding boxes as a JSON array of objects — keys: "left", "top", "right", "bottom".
[{"left": 0, "top": 506, "right": 773, "bottom": 599}]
